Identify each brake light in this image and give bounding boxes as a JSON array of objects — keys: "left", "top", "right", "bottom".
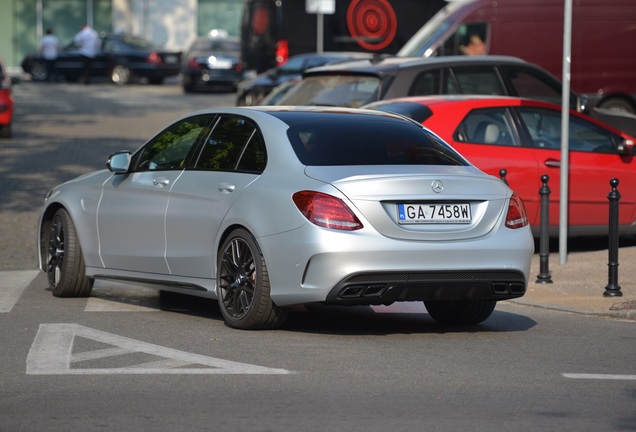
[
  {"left": 292, "top": 191, "right": 363, "bottom": 231},
  {"left": 187, "top": 57, "right": 202, "bottom": 69},
  {"left": 505, "top": 193, "right": 529, "bottom": 229},
  {"left": 275, "top": 40, "right": 289, "bottom": 65},
  {"left": 147, "top": 52, "right": 163, "bottom": 65}
]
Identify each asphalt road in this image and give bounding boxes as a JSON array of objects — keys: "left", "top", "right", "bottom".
[{"left": 1, "top": 81, "right": 635, "bottom": 432}]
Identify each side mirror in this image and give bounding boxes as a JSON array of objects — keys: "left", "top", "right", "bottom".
[
  {"left": 617, "top": 138, "right": 634, "bottom": 156},
  {"left": 107, "top": 151, "right": 131, "bottom": 173},
  {"left": 576, "top": 94, "right": 589, "bottom": 113}
]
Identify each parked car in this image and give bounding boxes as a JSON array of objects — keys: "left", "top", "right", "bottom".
[
  {"left": 21, "top": 33, "right": 181, "bottom": 85},
  {"left": 276, "top": 55, "right": 587, "bottom": 112},
  {"left": 37, "top": 106, "right": 533, "bottom": 329},
  {"left": 236, "top": 51, "right": 372, "bottom": 106},
  {"left": 181, "top": 34, "right": 242, "bottom": 93},
  {"left": 365, "top": 96, "right": 636, "bottom": 236},
  {"left": 396, "top": 0, "right": 636, "bottom": 113},
  {"left": 0, "top": 58, "right": 17, "bottom": 138}
]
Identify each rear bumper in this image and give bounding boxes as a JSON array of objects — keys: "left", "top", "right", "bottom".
[{"left": 326, "top": 269, "right": 526, "bottom": 305}]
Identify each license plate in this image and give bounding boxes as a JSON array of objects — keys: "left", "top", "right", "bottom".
[
  {"left": 164, "top": 55, "right": 178, "bottom": 64},
  {"left": 397, "top": 203, "right": 471, "bottom": 224}
]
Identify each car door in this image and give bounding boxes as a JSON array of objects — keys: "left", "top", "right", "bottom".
[
  {"left": 96, "top": 114, "right": 215, "bottom": 273},
  {"left": 516, "top": 106, "right": 636, "bottom": 228},
  {"left": 447, "top": 107, "right": 543, "bottom": 225},
  {"left": 164, "top": 115, "right": 267, "bottom": 278}
]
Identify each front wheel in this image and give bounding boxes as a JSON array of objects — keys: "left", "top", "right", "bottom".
[
  {"left": 217, "top": 229, "right": 289, "bottom": 330},
  {"left": 424, "top": 300, "right": 496, "bottom": 325},
  {"left": 44, "top": 208, "right": 94, "bottom": 297}
]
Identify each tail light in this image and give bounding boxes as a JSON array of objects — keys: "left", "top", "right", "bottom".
[
  {"left": 275, "top": 40, "right": 289, "bottom": 65},
  {"left": 147, "top": 52, "right": 163, "bottom": 65},
  {"left": 505, "top": 193, "right": 529, "bottom": 229},
  {"left": 235, "top": 61, "right": 243, "bottom": 72},
  {"left": 187, "top": 57, "right": 203, "bottom": 70},
  {"left": 292, "top": 191, "right": 363, "bottom": 231}
]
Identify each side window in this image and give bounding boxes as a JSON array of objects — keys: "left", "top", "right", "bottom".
[
  {"left": 519, "top": 107, "right": 621, "bottom": 153},
  {"left": 134, "top": 115, "right": 213, "bottom": 171},
  {"left": 195, "top": 115, "right": 263, "bottom": 171},
  {"left": 409, "top": 70, "right": 441, "bottom": 96},
  {"left": 451, "top": 66, "right": 505, "bottom": 95},
  {"left": 237, "top": 132, "right": 267, "bottom": 173},
  {"left": 455, "top": 108, "right": 515, "bottom": 146},
  {"left": 439, "top": 22, "right": 488, "bottom": 56},
  {"left": 503, "top": 66, "right": 562, "bottom": 105}
]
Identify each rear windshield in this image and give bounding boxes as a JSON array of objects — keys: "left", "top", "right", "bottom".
[
  {"left": 278, "top": 75, "right": 381, "bottom": 108},
  {"left": 287, "top": 118, "right": 467, "bottom": 166}
]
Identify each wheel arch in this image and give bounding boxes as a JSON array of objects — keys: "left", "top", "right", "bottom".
[{"left": 597, "top": 93, "right": 636, "bottom": 114}]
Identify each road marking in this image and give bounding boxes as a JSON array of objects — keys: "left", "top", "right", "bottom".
[
  {"left": 563, "top": 373, "right": 636, "bottom": 381},
  {"left": 26, "top": 323, "right": 294, "bottom": 375},
  {"left": 0, "top": 270, "right": 39, "bottom": 313}
]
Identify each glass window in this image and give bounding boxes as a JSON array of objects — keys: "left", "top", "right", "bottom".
[
  {"left": 519, "top": 107, "right": 621, "bottom": 153},
  {"left": 503, "top": 66, "right": 562, "bottom": 105},
  {"left": 134, "top": 115, "right": 213, "bottom": 171},
  {"left": 456, "top": 108, "right": 515, "bottom": 146},
  {"left": 278, "top": 75, "right": 382, "bottom": 107},
  {"left": 287, "top": 118, "right": 467, "bottom": 166},
  {"left": 195, "top": 116, "right": 263, "bottom": 171},
  {"left": 409, "top": 70, "right": 441, "bottom": 96},
  {"left": 452, "top": 66, "right": 505, "bottom": 95}
]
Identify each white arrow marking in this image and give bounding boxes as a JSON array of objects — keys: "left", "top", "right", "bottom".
[{"left": 26, "top": 323, "right": 294, "bottom": 375}]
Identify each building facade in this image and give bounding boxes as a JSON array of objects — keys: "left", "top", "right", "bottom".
[{"left": 0, "top": 0, "right": 244, "bottom": 69}]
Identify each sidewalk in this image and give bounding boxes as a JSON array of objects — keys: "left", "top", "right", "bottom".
[{"left": 512, "top": 245, "right": 636, "bottom": 320}]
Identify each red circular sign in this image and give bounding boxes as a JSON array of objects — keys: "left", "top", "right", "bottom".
[
  {"left": 347, "top": 0, "right": 397, "bottom": 51},
  {"left": 251, "top": 7, "right": 269, "bottom": 36}
]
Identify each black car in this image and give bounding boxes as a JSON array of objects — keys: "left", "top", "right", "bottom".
[
  {"left": 236, "top": 51, "right": 373, "bottom": 106},
  {"left": 277, "top": 55, "right": 588, "bottom": 112},
  {"left": 21, "top": 33, "right": 181, "bottom": 85},
  {"left": 181, "top": 35, "right": 242, "bottom": 93}
]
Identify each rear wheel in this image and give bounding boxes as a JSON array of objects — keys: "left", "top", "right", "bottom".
[
  {"left": 598, "top": 97, "right": 635, "bottom": 114},
  {"left": 44, "top": 208, "right": 94, "bottom": 297},
  {"left": 217, "top": 229, "right": 289, "bottom": 330},
  {"left": 111, "top": 64, "right": 131, "bottom": 85},
  {"left": 424, "top": 300, "right": 496, "bottom": 325},
  {"left": 30, "top": 61, "right": 48, "bottom": 81}
]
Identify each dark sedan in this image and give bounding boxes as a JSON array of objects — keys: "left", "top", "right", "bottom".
[
  {"left": 21, "top": 34, "right": 181, "bottom": 85},
  {"left": 236, "top": 51, "right": 372, "bottom": 106},
  {"left": 181, "top": 35, "right": 242, "bottom": 93}
]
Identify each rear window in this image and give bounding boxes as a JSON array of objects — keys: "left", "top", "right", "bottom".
[
  {"left": 287, "top": 118, "right": 467, "bottom": 166},
  {"left": 278, "top": 75, "right": 381, "bottom": 108}
]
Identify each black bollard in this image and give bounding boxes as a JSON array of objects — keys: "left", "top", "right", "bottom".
[
  {"left": 604, "top": 178, "right": 622, "bottom": 297},
  {"left": 536, "top": 174, "right": 552, "bottom": 284},
  {"left": 499, "top": 168, "right": 508, "bottom": 185}
]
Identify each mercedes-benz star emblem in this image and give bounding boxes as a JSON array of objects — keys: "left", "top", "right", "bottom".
[{"left": 431, "top": 180, "right": 444, "bottom": 193}]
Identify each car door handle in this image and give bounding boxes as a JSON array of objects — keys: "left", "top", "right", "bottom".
[
  {"left": 153, "top": 177, "right": 170, "bottom": 187},
  {"left": 544, "top": 159, "right": 561, "bottom": 168},
  {"left": 218, "top": 183, "right": 235, "bottom": 193}
]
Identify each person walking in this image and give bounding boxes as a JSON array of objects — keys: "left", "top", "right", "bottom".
[
  {"left": 73, "top": 23, "right": 101, "bottom": 84},
  {"left": 38, "top": 28, "right": 60, "bottom": 81}
]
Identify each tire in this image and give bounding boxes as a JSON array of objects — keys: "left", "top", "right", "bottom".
[
  {"left": 598, "top": 97, "right": 635, "bottom": 114},
  {"left": 111, "top": 64, "right": 131, "bottom": 85},
  {"left": 30, "top": 61, "right": 48, "bottom": 81},
  {"left": 217, "top": 229, "right": 289, "bottom": 329},
  {"left": 0, "top": 122, "right": 11, "bottom": 138},
  {"left": 44, "top": 208, "right": 94, "bottom": 297},
  {"left": 424, "top": 299, "right": 496, "bottom": 325}
]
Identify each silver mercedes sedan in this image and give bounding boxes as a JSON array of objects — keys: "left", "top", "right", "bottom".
[{"left": 37, "top": 106, "right": 534, "bottom": 329}]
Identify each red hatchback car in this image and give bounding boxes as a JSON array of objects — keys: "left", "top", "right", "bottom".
[
  {"left": 366, "top": 96, "right": 636, "bottom": 236},
  {"left": 0, "top": 59, "right": 14, "bottom": 138}
]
